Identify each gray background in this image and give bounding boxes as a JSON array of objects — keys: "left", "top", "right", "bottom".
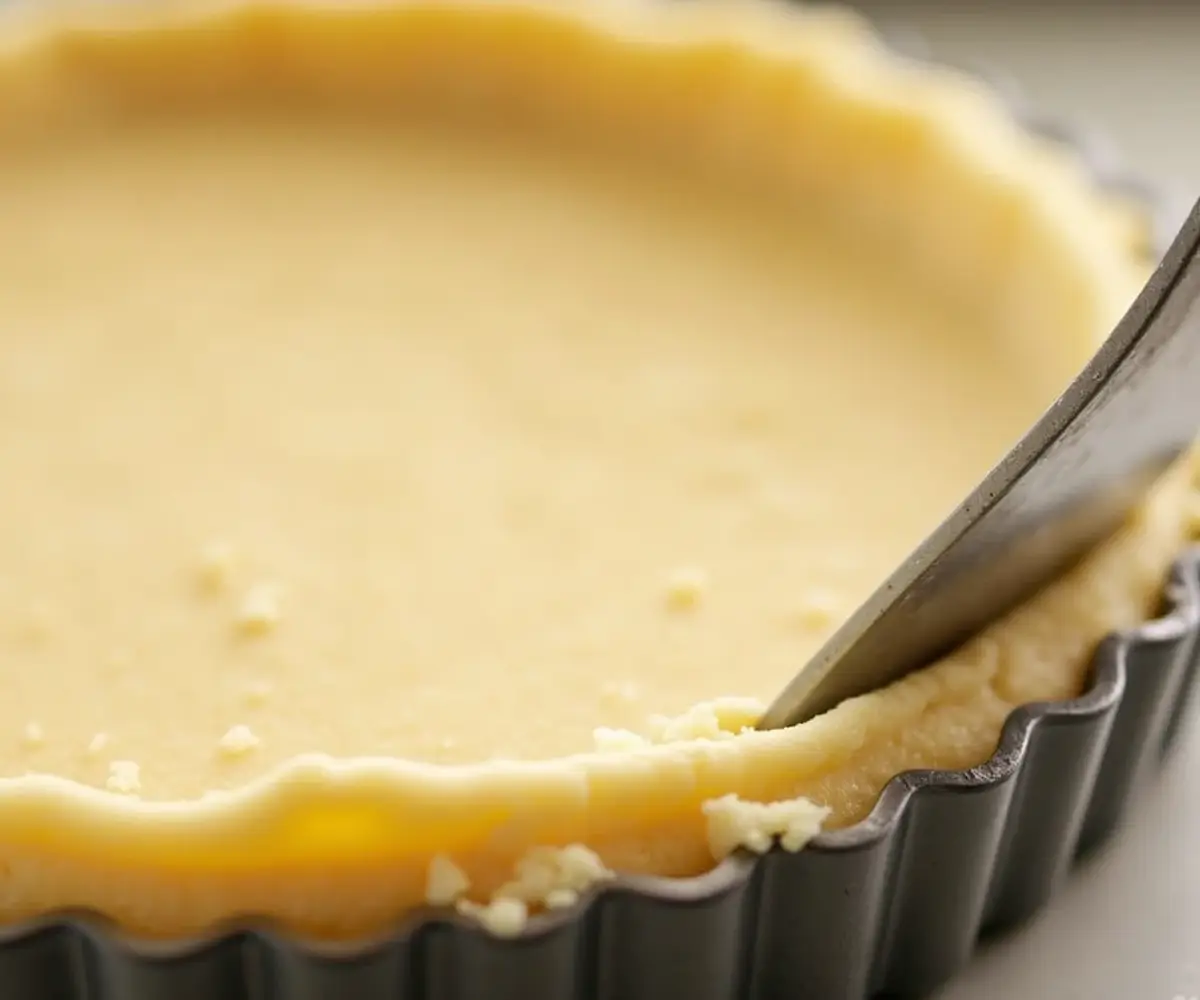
[{"left": 849, "top": 3, "right": 1200, "bottom": 998}]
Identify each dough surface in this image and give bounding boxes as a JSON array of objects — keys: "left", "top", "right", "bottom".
[
  {"left": 0, "top": 0, "right": 1188, "bottom": 940},
  {"left": 0, "top": 110, "right": 1091, "bottom": 797}
]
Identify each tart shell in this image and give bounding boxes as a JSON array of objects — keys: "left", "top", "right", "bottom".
[{"left": 0, "top": 11, "right": 1197, "bottom": 1000}]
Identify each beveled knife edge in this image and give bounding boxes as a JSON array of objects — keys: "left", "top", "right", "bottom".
[{"left": 761, "top": 196, "right": 1200, "bottom": 729}]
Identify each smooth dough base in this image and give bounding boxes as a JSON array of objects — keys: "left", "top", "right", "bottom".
[{"left": 0, "top": 109, "right": 1097, "bottom": 794}]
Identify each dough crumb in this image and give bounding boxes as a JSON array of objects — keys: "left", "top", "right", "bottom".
[
  {"left": 430, "top": 737, "right": 459, "bottom": 761},
  {"left": 663, "top": 566, "right": 707, "bottom": 611},
  {"left": 456, "top": 897, "right": 528, "bottom": 938},
  {"left": 236, "top": 582, "right": 283, "bottom": 635},
  {"left": 426, "top": 855, "right": 471, "bottom": 906},
  {"left": 592, "top": 726, "right": 650, "bottom": 752},
  {"left": 544, "top": 888, "right": 579, "bottom": 910},
  {"left": 217, "top": 724, "right": 261, "bottom": 757},
  {"left": 703, "top": 793, "right": 830, "bottom": 858},
  {"left": 455, "top": 844, "right": 612, "bottom": 935},
  {"left": 244, "top": 680, "right": 274, "bottom": 706},
  {"left": 106, "top": 760, "right": 141, "bottom": 795},
  {"left": 646, "top": 697, "right": 765, "bottom": 743},
  {"left": 792, "top": 588, "right": 842, "bottom": 630},
  {"left": 21, "top": 722, "right": 44, "bottom": 748},
  {"left": 197, "top": 540, "right": 237, "bottom": 594},
  {"left": 600, "top": 680, "right": 641, "bottom": 708},
  {"left": 495, "top": 844, "right": 614, "bottom": 906},
  {"left": 86, "top": 732, "right": 110, "bottom": 756}
]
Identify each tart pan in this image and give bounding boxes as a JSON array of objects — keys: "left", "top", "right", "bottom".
[{"left": 0, "top": 26, "right": 1197, "bottom": 1000}]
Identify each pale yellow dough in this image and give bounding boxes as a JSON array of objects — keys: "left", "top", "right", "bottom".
[{"left": 0, "top": 0, "right": 1193, "bottom": 939}]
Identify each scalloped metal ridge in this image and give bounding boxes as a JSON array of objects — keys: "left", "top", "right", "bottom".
[{"left": 1, "top": 24, "right": 1197, "bottom": 1000}]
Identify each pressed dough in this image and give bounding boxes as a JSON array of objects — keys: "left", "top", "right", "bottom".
[
  {"left": 0, "top": 0, "right": 1194, "bottom": 940},
  {"left": 0, "top": 112, "right": 1094, "bottom": 793}
]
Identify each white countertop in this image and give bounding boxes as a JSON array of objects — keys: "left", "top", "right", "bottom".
[
  {"left": 847, "top": 4, "right": 1200, "bottom": 999},
  {"left": 853, "top": 1, "right": 1200, "bottom": 199}
]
